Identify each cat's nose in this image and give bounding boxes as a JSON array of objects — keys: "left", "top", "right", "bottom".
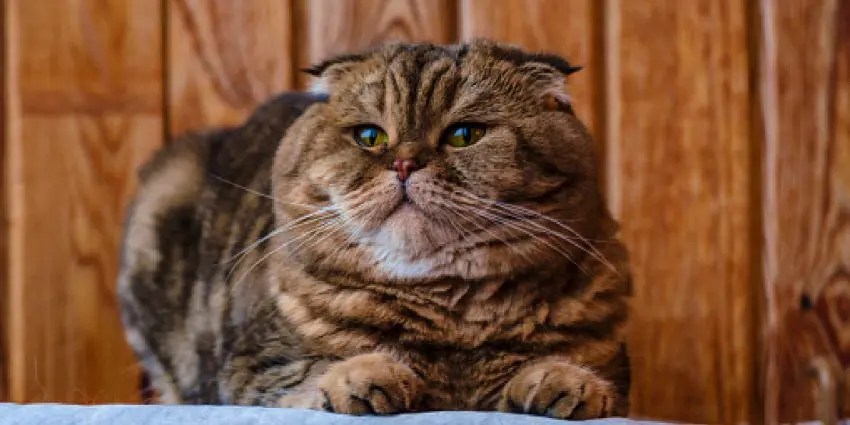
[{"left": 393, "top": 158, "right": 421, "bottom": 182}]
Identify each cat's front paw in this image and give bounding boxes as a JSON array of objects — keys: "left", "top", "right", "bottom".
[
  {"left": 499, "top": 360, "right": 615, "bottom": 419},
  {"left": 315, "top": 353, "right": 423, "bottom": 415}
]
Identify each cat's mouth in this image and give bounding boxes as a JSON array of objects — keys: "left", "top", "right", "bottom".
[
  {"left": 390, "top": 192, "right": 419, "bottom": 215},
  {"left": 353, "top": 172, "right": 440, "bottom": 235},
  {"left": 385, "top": 177, "right": 446, "bottom": 223},
  {"left": 383, "top": 184, "right": 433, "bottom": 226}
]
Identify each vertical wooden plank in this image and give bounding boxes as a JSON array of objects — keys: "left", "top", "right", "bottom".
[
  {"left": 761, "top": 0, "right": 850, "bottom": 421},
  {"left": 458, "top": 0, "right": 601, "bottom": 142},
  {"left": 6, "top": 0, "right": 162, "bottom": 402},
  {"left": 300, "top": 0, "right": 455, "bottom": 87},
  {"left": 168, "top": 0, "right": 295, "bottom": 135},
  {"left": 0, "top": 0, "right": 8, "bottom": 403},
  {"left": 607, "top": 1, "right": 757, "bottom": 423}
]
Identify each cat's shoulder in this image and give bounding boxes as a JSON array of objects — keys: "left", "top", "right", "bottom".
[
  {"left": 243, "top": 91, "right": 328, "bottom": 130},
  {"left": 132, "top": 91, "right": 326, "bottom": 214},
  {"left": 134, "top": 130, "right": 211, "bottom": 217}
]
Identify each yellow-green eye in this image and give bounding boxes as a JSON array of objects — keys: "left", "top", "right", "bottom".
[
  {"left": 352, "top": 125, "right": 389, "bottom": 148},
  {"left": 444, "top": 124, "right": 486, "bottom": 148}
]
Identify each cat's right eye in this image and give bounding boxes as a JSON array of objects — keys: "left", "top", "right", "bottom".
[
  {"left": 442, "top": 124, "right": 487, "bottom": 148},
  {"left": 352, "top": 125, "right": 389, "bottom": 148}
]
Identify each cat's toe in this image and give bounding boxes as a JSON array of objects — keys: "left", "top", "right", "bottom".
[
  {"left": 316, "top": 353, "right": 422, "bottom": 415},
  {"left": 499, "top": 360, "right": 615, "bottom": 419}
]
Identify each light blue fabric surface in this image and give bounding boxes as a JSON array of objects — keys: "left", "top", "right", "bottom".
[{"left": 0, "top": 404, "right": 663, "bottom": 425}]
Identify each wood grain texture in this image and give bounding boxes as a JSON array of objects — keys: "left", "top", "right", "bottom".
[
  {"left": 761, "top": 0, "right": 850, "bottom": 421},
  {"left": 459, "top": 0, "right": 601, "bottom": 141},
  {"left": 5, "top": 0, "right": 162, "bottom": 403},
  {"left": 299, "top": 0, "right": 455, "bottom": 88},
  {"left": 0, "top": 0, "right": 8, "bottom": 403},
  {"left": 168, "top": 0, "right": 295, "bottom": 135},
  {"left": 2, "top": 0, "right": 845, "bottom": 418},
  {"left": 606, "top": 1, "right": 758, "bottom": 423}
]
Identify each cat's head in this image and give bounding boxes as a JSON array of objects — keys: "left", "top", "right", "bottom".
[{"left": 272, "top": 40, "right": 610, "bottom": 282}]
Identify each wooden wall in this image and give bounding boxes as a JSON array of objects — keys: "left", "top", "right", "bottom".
[
  {"left": 0, "top": 0, "right": 8, "bottom": 404},
  {"left": 2, "top": 1, "right": 848, "bottom": 423},
  {"left": 762, "top": 0, "right": 850, "bottom": 422},
  {"left": 4, "top": 0, "right": 162, "bottom": 403}
]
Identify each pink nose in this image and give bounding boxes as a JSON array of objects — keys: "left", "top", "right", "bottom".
[{"left": 393, "top": 158, "right": 420, "bottom": 182}]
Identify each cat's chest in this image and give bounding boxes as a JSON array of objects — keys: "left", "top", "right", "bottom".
[
  {"left": 388, "top": 301, "right": 537, "bottom": 348},
  {"left": 279, "top": 274, "right": 546, "bottom": 346},
  {"left": 279, "top": 291, "right": 536, "bottom": 353},
  {"left": 400, "top": 349, "right": 531, "bottom": 411}
]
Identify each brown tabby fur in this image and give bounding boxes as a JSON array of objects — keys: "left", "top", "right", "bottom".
[{"left": 118, "top": 40, "right": 632, "bottom": 419}]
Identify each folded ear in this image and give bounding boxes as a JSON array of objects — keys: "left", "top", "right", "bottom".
[
  {"left": 482, "top": 41, "right": 583, "bottom": 76},
  {"left": 520, "top": 52, "right": 583, "bottom": 76},
  {"left": 521, "top": 64, "right": 577, "bottom": 115},
  {"left": 302, "top": 52, "right": 371, "bottom": 77},
  {"left": 543, "top": 90, "right": 576, "bottom": 115},
  {"left": 493, "top": 47, "right": 580, "bottom": 114},
  {"left": 301, "top": 52, "right": 372, "bottom": 94}
]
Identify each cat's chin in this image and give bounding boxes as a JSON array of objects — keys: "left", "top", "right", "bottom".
[
  {"left": 387, "top": 200, "right": 419, "bottom": 220},
  {"left": 369, "top": 200, "right": 451, "bottom": 258},
  {"left": 381, "top": 202, "right": 430, "bottom": 241}
]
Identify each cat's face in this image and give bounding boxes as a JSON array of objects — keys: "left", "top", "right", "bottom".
[{"left": 273, "top": 41, "right": 604, "bottom": 282}]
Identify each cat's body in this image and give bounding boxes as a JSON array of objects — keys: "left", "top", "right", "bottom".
[{"left": 119, "top": 41, "right": 632, "bottom": 419}]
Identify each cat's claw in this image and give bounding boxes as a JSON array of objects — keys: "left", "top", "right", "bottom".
[
  {"left": 498, "top": 360, "right": 616, "bottom": 419},
  {"left": 315, "top": 353, "right": 423, "bottom": 415}
]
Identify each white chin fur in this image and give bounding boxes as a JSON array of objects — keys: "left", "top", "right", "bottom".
[{"left": 370, "top": 246, "right": 436, "bottom": 280}]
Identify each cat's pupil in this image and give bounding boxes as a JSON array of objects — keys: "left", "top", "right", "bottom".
[
  {"left": 445, "top": 125, "right": 485, "bottom": 147},
  {"left": 353, "top": 126, "right": 388, "bottom": 148},
  {"left": 361, "top": 129, "right": 377, "bottom": 143}
]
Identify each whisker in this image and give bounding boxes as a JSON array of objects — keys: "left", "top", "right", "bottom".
[
  {"left": 443, "top": 187, "right": 616, "bottom": 274},
  {"left": 227, "top": 242, "right": 289, "bottom": 296},
  {"left": 227, "top": 218, "right": 341, "bottom": 295},
  {"left": 219, "top": 205, "right": 339, "bottom": 266},
  {"left": 209, "top": 173, "right": 324, "bottom": 210},
  {"left": 437, "top": 200, "right": 536, "bottom": 267},
  {"left": 492, "top": 201, "right": 616, "bottom": 274},
  {"left": 225, "top": 188, "right": 387, "bottom": 294},
  {"left": 267, "top": 194, "right": 376, "bottom": 270},
  {"left": 469, "top": 205, "right": 594, "bottom": 275},
  {"left": 467, "top": 205, "right": 589, "bottom": 275},
  {"left": 438, "top": 205, "right": 475, "bottom": 242},
  {"left": 426, "top": 186, "right": 592, "bottom": 274},
  {"left": 322, "top": 219, "right": 362, "bottom": 265},
  {"left": 285, "top": 218, "right": 346, "bottom": 259},
  {"left": 222, "top": 211, "right": 339, "bottom": 282}
]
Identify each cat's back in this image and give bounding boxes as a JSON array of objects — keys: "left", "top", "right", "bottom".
[
  {"left": 117, "top": 91, "right": 324, "bottom": 403},
  {"left": 122, "top": 90, "right": 325, "bottom": 241},
  {"left": 119, "top": 91, "right": 325, "bottom": 297}
]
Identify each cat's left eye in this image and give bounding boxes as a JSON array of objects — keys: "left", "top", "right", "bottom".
[
  {"left": 352, "top": 125, "right": 389, "bottom": 148},
  {"left": 442, "top": 124, "right": 487, "bottom": 148}
]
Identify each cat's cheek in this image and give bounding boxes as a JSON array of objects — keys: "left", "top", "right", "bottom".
[{"left": 305, "top": 156, "right": 350, "bottom": 190}]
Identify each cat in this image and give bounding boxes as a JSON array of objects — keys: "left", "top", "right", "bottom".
[{"left": 118, "top": 40, "right": 632, "bottom": 419}]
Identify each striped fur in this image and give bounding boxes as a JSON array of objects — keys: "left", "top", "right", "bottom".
[{"left": 118, "top": 40, "right": 632, "bottom": 419}]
